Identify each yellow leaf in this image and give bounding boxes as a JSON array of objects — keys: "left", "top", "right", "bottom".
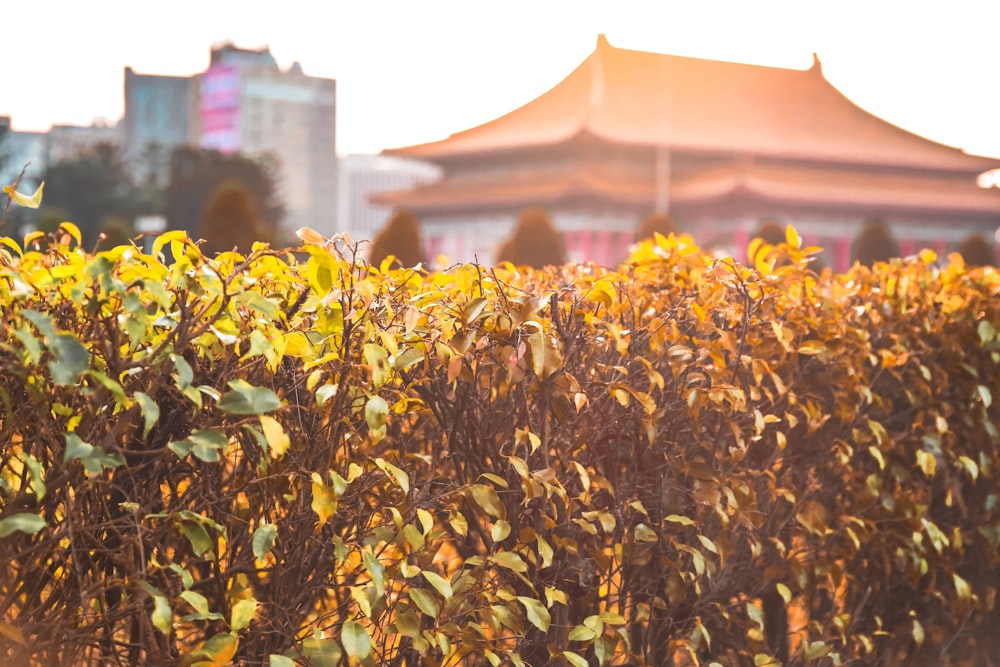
[
  {"left": 5, "top": 181, "right": 44, "bottom": 208},
  {"left": 259, "top": 415, "right": 290, "bottom": 460}
]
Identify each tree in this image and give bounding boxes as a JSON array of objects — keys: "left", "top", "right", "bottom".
[
  {"left": 635, "top": 211, "right": 677, "bottom": 243},
  {"left": 199, "top": 181, "right": 271, "bottom": 254},
  {"left": 496, "top": 206, "right": 566, "bottom": 269},
  {"left": 956, "top": 233, "right": 996, "bottom": 268},
  {"left": 367, "top": 208, "right": 426, "bottom": 269},
  {"left": 851, "top": 218, "right": 900, "bottom": 268},
  {"left": 95, "top": 215, "right": 135, "bottom": 252},
  {"left": 165, "top": 147, "right": 284, "bottom": 242},
  {"left": 39, "top": 142, "right": 133, "bottom": 247}
]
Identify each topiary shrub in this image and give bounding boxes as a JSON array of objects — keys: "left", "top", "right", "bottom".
[
  {"left": 199, "top": 180, "right": 273, "bottom": 254},
  {"left": 95, "top": 215, "right": 134, "bottom": 252},
  {"left": 635, "top": 211, "right": 677, "bottom": 243},
  {"left": 368, "top": 207, "right": 427, "bottom": 269},
  {"left": 748, "top": 218, "right": 788, "bottom": 264},
  {"left": 956, "top": 233, "right": 996, "bottom": 268},
  {"left": 496, "top": 205, "right": 566, "bottom": 268},
  {"left": 851, "top": 218, "right": 900, "bottom": 268}
]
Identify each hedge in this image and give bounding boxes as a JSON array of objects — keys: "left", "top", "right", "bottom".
[{"left": 0, "top": 225, "right": 998, "bottom": 666}]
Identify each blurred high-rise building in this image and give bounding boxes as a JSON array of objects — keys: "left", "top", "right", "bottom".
[
  {"left": 123, "top": 43, "right": 338, "bottom": 234},
  {"left": 123, "top": 69, "right": 196, "bottom": 187},
  {"left": 46, "top": 119, "right": 122, "bottom": 165},
  {"left": 0, "top": 116, "right": 46, "bottom": 194}
]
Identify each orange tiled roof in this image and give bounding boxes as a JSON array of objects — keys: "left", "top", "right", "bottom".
[
  {"left": 386, "top": 36, "right": 999, "bottom": 174},
  {"left": 372, "top": 161, "right": 1000, "bottom": 215}
]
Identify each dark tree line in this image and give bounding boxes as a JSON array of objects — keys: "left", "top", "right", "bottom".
[{"left": 35, "top": 142, "right": 284, "bottom": 252}]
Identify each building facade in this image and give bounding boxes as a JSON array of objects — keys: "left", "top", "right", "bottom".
[
  {"left": 337, "top": 154, "right": 440, "bottom": 246},
  {"left": 123, "top": 44, "right": 338, "bottom": 235},
  {"left": 123, "top": 69, "right": 196, "bottom": 186},
  {"left": 377, "top": 36, "right": 1000, "bottom": 269}
]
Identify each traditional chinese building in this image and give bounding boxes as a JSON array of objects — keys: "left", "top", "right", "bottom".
[{"left": 376, "top": 35, "right": 1000, "bottom": 269}]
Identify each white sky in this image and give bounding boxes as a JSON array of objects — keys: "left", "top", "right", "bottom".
[{"left": 3, "top": 0, "right": 999, "bottom": 162}]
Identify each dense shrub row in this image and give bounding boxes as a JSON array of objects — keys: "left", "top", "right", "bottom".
[{"left": 0, "top": 225, "right": 998, "bottom": 666}]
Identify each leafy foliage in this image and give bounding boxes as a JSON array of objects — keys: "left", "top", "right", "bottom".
[
  {"left": 200, "top": 181, "right": 274, "bottom": 254},
  {"left": 496, "top": 206, "right": 566, "bottom": 268},
  {"left": 367, "top": 208, "right": 426, "bottom": 269},
  {"left": 0, "top": 221, "right": 999, "bottom": 666}
]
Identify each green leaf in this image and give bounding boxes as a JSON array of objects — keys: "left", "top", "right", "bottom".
[
  {"left": 491, "top": 550, "right": 528, "bottom": 573},
  {"left": 365, "top": 395, "right": 389, "bottom": 437},
  {"left": 0, "top": 513, "right": 46, "bottom": 538},
  {"left": 134, "top": 391, "right": 160, "bottom": 438},
  {"left": 171, "top": 353, "right": 194, "bottom": 389},
  {"left": 460, "top": 297, "right": 489, "bottom": 326},
  {"left": 63, "top": 433, "right": 124, "bottom": 475},
  {"left": 664, "top": 514, "right": 695, "bottom": 526},
  {"left": 231, "top": 598, "right": 258, "bottom": 631},
  {"left": 393, "top": 347, "right": 425, "bottom": 372},
  {"left": 269, "top": 656, "right": 295, "bottom": 667},
  {"left": 563, "top": 651, "right": 590, "bottom": 667},
  {"left": 978, "top": 385, "right": 993, "bottom": 408},
  {"left": 141, "top": 584, "right": 173, "bottom": 635},
  {"left": 409, "top": 588, "right": 440, "bottom": 618},
  {"left": 12, "top": 323, "right": 41, "bottom": 363},
  {"left": 168, "top": 428, "right": 228, "bottom": 462},
  {"left": 301, "top": 636, "right": 343, "bottom": 667},
  {"left": 634, "top": 523, "right": 659, "bottom": 542},
  {"left": 252, "top": 523, "right": 278, "bottom": 561},
  {"left": 49, "top": 333, "right": 90, "bottom": 385},
  {"left": 20, "top": 452, "right": 45, "bottom": 501},
  {"left": 180, "top": 521, "right": 214, "bottom": 557},
  {"left": 517, "top": 596, "right": 551, "bottom": 632},
  {"left": 235, "top": 290, "right": 280, "bottom": 319},
  {"left": 469, "top": 483, "right": 505, "bottom": 519},
  {"left": 374, "top": 456, "right": 408, "bottom": 493},
  {"left": 341, "top": 620, "right": 373, "bottom": 661},
  {"left": 5, "top": 181, "right": 44, "bottom": 208},
  {"left": 178, "top": 590, "right": 224, "bottom": 622},
  {"left": 423, "top": 571, "right": 453, "bottom": 600},
  {"left": 217, "top": 379, "right": 282, "bottom": 415},
  {"left": 568, "top": 624, "right": 597, "bottom": 642},
  {"left": 363, "top": 549, "right": 386, "bottom": 592}
]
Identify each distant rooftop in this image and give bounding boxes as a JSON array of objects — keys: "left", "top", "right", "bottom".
[{"left": 210, "top": 43, "right": 279, "bottom": 70}]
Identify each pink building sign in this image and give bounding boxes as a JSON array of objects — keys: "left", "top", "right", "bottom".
[{"left": 200, "top": 65, "right": 241, "bottom": 153}]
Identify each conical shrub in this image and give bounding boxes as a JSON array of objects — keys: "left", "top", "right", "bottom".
[
  {"left": 748, "top": 218, "right": 788, "bottom": 265},
  {"left": 851, "top": 218, "right": 900, "bottom": 268},
  {"left": 368, "top": 208, "right": 427, "bottom": 269},
  {"left": 495, "top": 206, "right": 566, "bottom": 269},
  {"left": 95, "top": 216, "right": 134, "bottom": 252},
  {"left": 635, "top": 211, "right": 677, "bottom": 243},
  {"left": 956, "top": 233, "right": 996, "bottom": 268},
  {"left": 199, "top": 180, "right": 273, "bottom": 254}
]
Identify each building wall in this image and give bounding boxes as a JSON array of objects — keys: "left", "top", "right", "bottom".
[
  {"left": 339, "top": 154, "right": 440, "bottom": 244},
  {"left": 123, "top": 69, "right": 194, "bottom": 185},
  {"left": 202, "top": 48, "right": 338, "bottom": 235},
  {"left": 46, "top": 121, "right": 121, "bottom": 165}
]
